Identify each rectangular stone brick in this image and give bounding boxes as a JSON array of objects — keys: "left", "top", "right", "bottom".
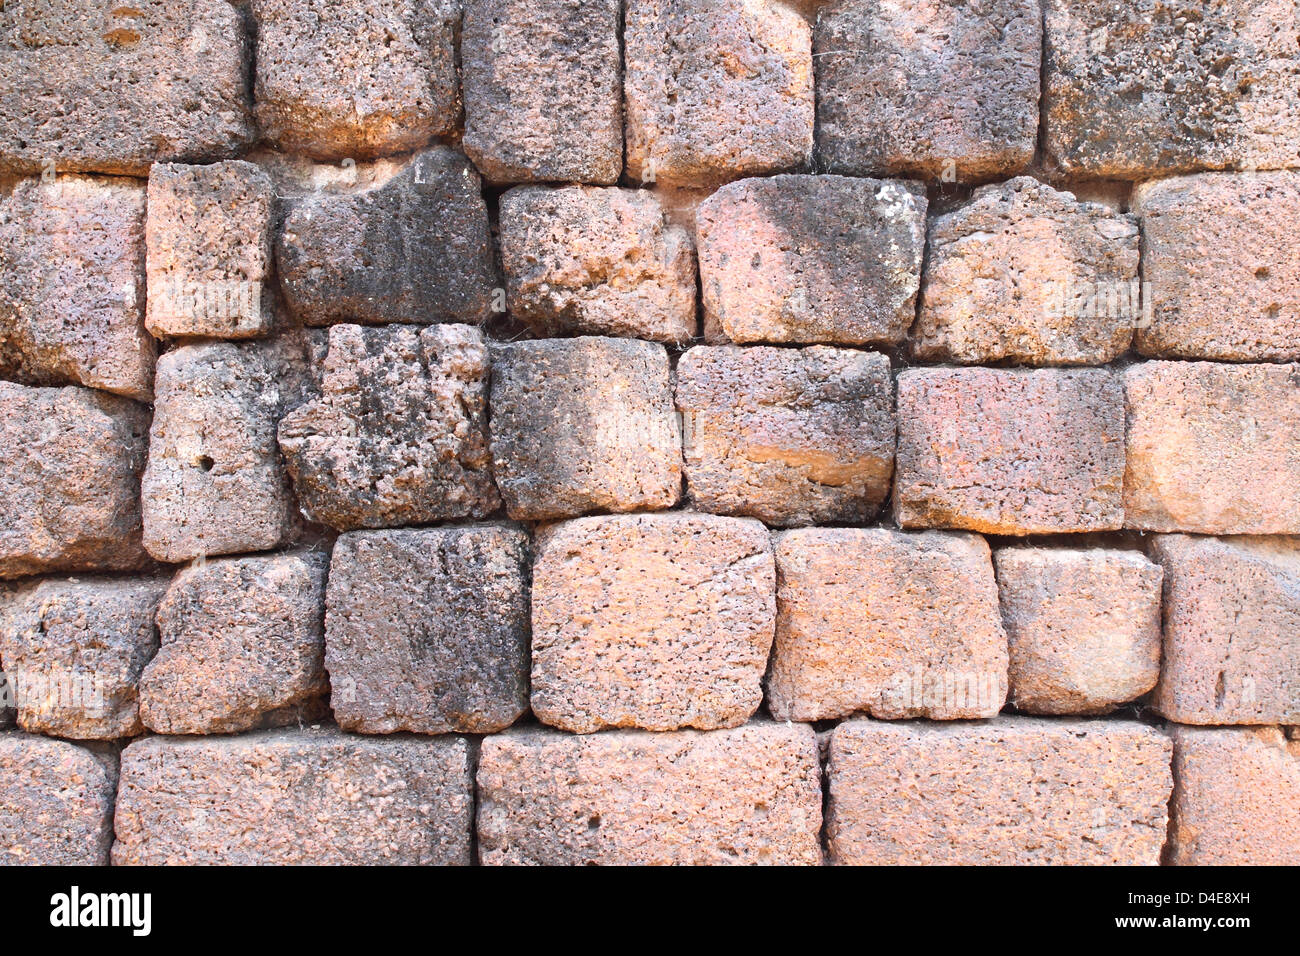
[
  {"left": 0, "top": 0, "right": 253, "bottom": 175},
  {"left": 1168, "top": 726, "right": 1300, "bottom": 865},
  {"left": 489, "top": 336, "right": 681, "bottom": 521},
  {"left": 896, "top": 367, "right": 1126, "bottom": 535},
  {"left": 478, "top": 723, "right": 822, "bottom": 865},
  {"left": 325, "top": 525, "right": 530, "bottom": 735},
  {"left": 913, "top": 177, "right": 1141, "bottom": 365},
  {"left": 815, "top": 0, "right": 1040, "bottom": 181},
  {"left": 140, "top": 550, "right": 330, "bottom": 735},
  {"left": 1, "top": 576, "right": 166, "bottom": 739},
  {"left": 995, "top": 547, "right": 1163, "bottom": 715},
  {"left": 1152, "top": 534, "right": 1300, "bottom": 724},
  {"left": 113, "top": 728, "right": 473, "bottom": 865},
  {"left": 827, "top": 718, "right": 1172, "bottom": 865},
  {"left": 624, "top": 0, "right": 814, "bottom": 187},
  {"left": 770, "top": 528, "right": 1006, "bottom": 721},
  {"left": 462, "top": 0, "right": 622, "bottom": 184},
  {"left": 0, "top": 733, "right": 116, "bottom": 865},
  {"left": 697, "top": 175, "right": 925, "bottom": 345},
  {"left": 676, "top": 345, "right": 895, "bottom": 526},
  {"left": 531, "top": 513, "right": 774, "bottom": 733},
  {"left": 1124, "top": 361, "right": 1300, "bottom": 534},
  {"left": 1133, "top": 171, "right": 1300, "bottom": 361},
  {"left": 498, "top": 186, "right": 696, "bottom": 343},
  {"left": 1, "top": 175, "right": 152, "bottom": 399},
  {"left": 0, "top": 383, "right": 150, "bottom": 578}
]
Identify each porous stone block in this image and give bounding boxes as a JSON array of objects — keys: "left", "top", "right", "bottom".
[
  {"left": 531, "top": 513, "right": 774, "bottom": 733},
  {"left": 489, "top": 336, "right": 681, "bottom": 521},
  {"left": 139, "top": 551, "right": 330, "bottom": 735},
  {"left": 895, "top": 367, "right": 1125, "bottom": 535},
  {"left": 477, "top": 723, "right": 823, "bottom": 865},
  {"left": 697, "top": 175, "right": 925, "bottom": 345},
  {"left": 827, "top": 718, "right": 1173, "bottom": 865},
  {"left": 325, "top": 525, "right": 530, "bottom": 735},
  {"left": 0, "top": 734, "right": 116, "bottom": 865}
]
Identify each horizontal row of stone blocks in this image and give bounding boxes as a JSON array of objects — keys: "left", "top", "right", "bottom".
[
  {"left": 4, "top": 1, "right": 1295, "bottom": 185},
  {"left": 3, "top": 719, "right": 1296, "bottom": 865}
]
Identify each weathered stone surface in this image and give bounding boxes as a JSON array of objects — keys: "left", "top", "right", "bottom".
[
  {"left": 0, "top": 576, "right": 166, "bottom": 739},
  {"left": 0, "top": 0, "right": 253, "bottom": 175},
  {"left": 146, "top": 161, "right": 275, "bottom": 339},
  {"left": 532, "top": 513, "right": 773, "bottom": 733},
  {"left": 0, "top": 671, "right": 13, "bottom": 729},
  {"left": 0, "top": 176, "right": 152, "bottom": 399},
  {"left": 498, "top": 186, "right": 696, "bottom": 343},
  {"left": 277, "top": 324, "right": 498, "bottom": 530},
  {"left": 697, "top": 175, "right": 925, "bottom": 345},
  {"left": 1151, "top": 535, "right": 1300, "bottom": 724},
  {"left": 1168, "top": 726, "right": 1300, "bottom": 865},
  {"left": 326, "top": 525, "right": 530, "bottom": 735},
  {"left": 827, "top": 718, "right": 1172, "bottom": 865},
  {"left": 478, "top": 722, "right": 822, "bottom": 865},
  {"left": 1133, "top": 171, "right": 1300, "bottom": 361},
  {"left": 676, "top": 346, "right": 895, "bottom": 526},
  {"left": 913, "top": 177, "right": 1141, "bottom": 365},
  {"left": 0, "top": 734, "right": 115, "bottom": 865},
  {"left": 995, "top": 547, "right": 1163, "bottom": 715},
  {"left": 113, "top": 728, "right": 473, "bottom": 865},
  {"left": 815, "top": 0, "right": 1040, "bottom": 181},
  {"left": 489, "top": 337, "right": 681, "bottom": 521},
  {"left": 1044, "top": 0, "right": 1300, "bottom": 178},
  {"left": 1124, "top": 362, "right": 1300, "bottom": 534},
  {"left": 769, "top": 528, "right": 1006, "bottom": 721},
  {"left": 250, "top": 0, "right": 458, "bottom": 161},
  {"left": 140, "top": 551, "right": 330, "bottom": 735},
  {"left": 624, "top": 0, "right": 814, "bottom": 187},
  {"left": 276, "top": 149, "right": 497, "bottom": 326},
  {"left": 0, "top": 383, "right": 150, "bottom": 579},
  {"left": 141, "top": 337, "right": 311, "bottom": 562},
  {"left": 896, "top": 367, "right": 1126, "bottom": 535},
  {"left": 462, "top": 0, "right": 622, "bottom": 184}
]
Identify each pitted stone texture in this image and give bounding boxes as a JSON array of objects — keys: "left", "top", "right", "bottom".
[
  {"left": 146, "top": 161, "right": 275, "bottom": 339},
  {"left": 141, "top": 337, "right": 311, "bottom": 563},
  {"left": 462, "top": 0, "right": 622, "bottom": 184},
  {"left": 140, "top": 551, "right": 330, "bottom": 736},
  {"left": 896, "top": 367, "right": 1126, "bottom": 535},
  {"left": 531, "top": 513, "right": 774, "bottom": 734},
  {"left": 498, "top": 186, "right": 696, "bottom": 343},
  {"left": 827, "top": 718, "right": 1173, "bottom": 865},
  {"left": 113, "top": 728, "right": 473, "bottom": 865},
  {"left": 0, "top": 577, "right": 165, "bottom": 740},
  {"left": 1044, "top": 0, "right": 1300, "bottom": 178},
  {"left": 1168, "top": 726, "right": 1300, "bottom": 865},
  {"left": 250, "top": 0, "right": 458, "bottom": 161},
  {"left": 1151, "top": 535, "right": 1300, "bottom": 725},
  {"left": 277, "top": 325, "right": 498, "bottom": 531},
  {"left": 676, "top": 346, "right": 895, "bottom": 526},
  {"left": 276, "top": 149, "right": 497, "bottom": 326},
  {"left": 489, "top": 337, "right": 681, "bottom": 521},
  {"left": 0, "top": 176, "right": 152, "bottom": 399},
  {"left": 0, "top": 673, "right": 13, "bottom": 729},
  {"left": 697, "top": 175, "right": 925, "bottom": 345},
  {"left": 914, "top": 177, "right": 1141, "bottom": 365},
  {"left": 0, "top": 0, "right": 252, "bottom": 176},
  {"left": 995, "top": 547, "right": 1163, "bottom": 715},
  {"left": 769, "top": 528, "right": 1006, "bottom": 722},
  {"left": 0, "top": 734, "right": 115, "bottom": 865},
  {"left": 326, "top": 526, "right": 530, "bottom": 735},
  {"left": 1124, "top": 362, "right": 1300, "bottom": 534},
  {"left": 0, "top": 383, "right": 150, "bottom": 579},
  {"left": 814, "top": 0, "right": 1040, "bottom": 181},
  {"left": 478, "top": 723, "right": 822, "bottom": 865},
  {"left": 1133, "top": 171, "right": 1300, "bottom": 361},
  {"left": 624, "top": 0, "right": 814, "bottom": 188}
]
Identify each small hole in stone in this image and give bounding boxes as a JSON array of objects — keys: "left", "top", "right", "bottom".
[
  {"left": 1255, "top": 266, "right": 1270, "bottom": 279},
  {"left": 587, "top": 815, "right": 601, "bottom": 831},
  {"left": 197, "top": 455, "right": 215, "bottom": 472}
]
